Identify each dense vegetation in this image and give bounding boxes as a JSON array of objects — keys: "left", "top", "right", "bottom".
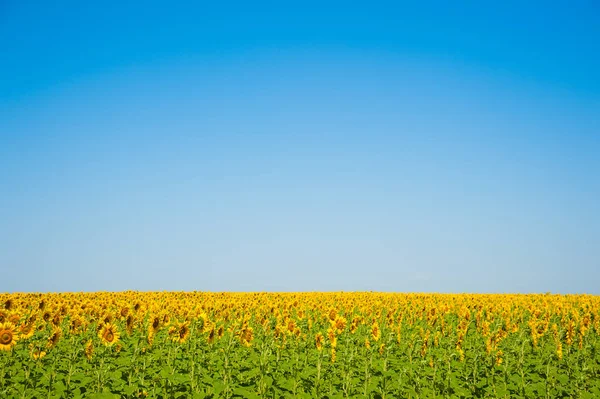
[{"left": 1, "top": 292, "right": 599, "bottom": 398}]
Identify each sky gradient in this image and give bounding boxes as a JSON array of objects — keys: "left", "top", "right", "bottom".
[{"left": 1, "top": 1, "right": 599, "bottom": 293}]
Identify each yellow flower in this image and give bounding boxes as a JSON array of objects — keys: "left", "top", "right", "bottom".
[
  {"left": 98, "top": 323, "right": 120, "bottom": 346},
  {"left": 495, "top": 350, "right": 503, "bottom": 366},
  {"left": 333, "top": 316, "right": 347, "bottom": 333},
  {"left": 371, "top": 322, "right": 381, "bottom": 342},
  {"left": 0, "top": 322, "right": 18, "bottom": 351},
  {"left": 170, "top": 321, "right": 190, "bottom": 344},
  {"left": 315, "top": 332, "right": 324, "bottom": 351},
  {"left": 19, "top": 319, "right": 36, "bottom": 340},
  {"left": 327, "top": 327, "right": 337, "bottom": 348},
  {"left": 32, "top": 349, "right": 47, "bottom": 360},
  {"left": 85, "top": 339, "right": 94, "bottom": 360},
  {"left": 239, "top": 325, "right": 253, "bottom": 347},
  {"left": 207, "top": 327, "right": 216, "bottom": 344},
  {"left": 46, "top": 326, "right": 62, "bottom": 349}
]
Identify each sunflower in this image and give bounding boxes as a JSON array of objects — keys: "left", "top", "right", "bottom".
[
  {"left": 150, "top": 316, "right": 161, "bottom": 333},
  {"left": 371, "top": 322, "right": 381, "bottom": 342},
  {"left": 8, "top": 313, "right": 20, "bottom": 324},
  {"left": 98, "top": 323, "right": 120, "bottom": 346},
  {"left": 31, "top": 348, "right": 47, "bottom": 360},
  {"left": 85, "top": 339, "right": 94, "bottom": 360},
  {"left": 315, "top": 332, "right": 324, "bottom": 351},
  {"left": 70, "top": 316, "right": 84, "bottom": 334},
  {"left": 51, "top": 313, "right": 62, "bottom": 326},
  {"left": 0, "top": 310, "right": 6, "bottom": 323},
  {"left": 207, "top": 327, "right": 216, "bottom": 344},
  {"left": 46, "top": 326, "right": 62, "bottom": 349},
  {"left": 0, "top": 322, "right": 18, "bottom": 351},
  {"left": 177, "top": 322, "right": 190, "bottom": 343},
  {"left": 169, "top": 321, "right": 190, "bottom": 344},
  {"left": 102, "top": 313, "right": 113, "bottom": 325},
  {"left": 126, "top": 315, "right": 135, "bottom": 335},
  {"left": 327, "top": 327, "right": 337, "bottom": 348},
  {"left": 147, "top": 330, "right": 155, "bottom": 346},
  {"left": 19, "top": 321, "right": 36, "bottom": 340},
  {"left": 239, "top": 325, "right": 253, "bottom": 347},
  {"left": 42, "top": 311, "right": 51, "bottom": 322},
  {"left": 333, "top": 315, "right": 347, "bottom": 333}
]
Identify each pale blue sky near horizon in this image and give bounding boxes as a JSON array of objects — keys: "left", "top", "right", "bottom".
[{"left": 1, "top": 1, "right": 599, "bottom": 293}]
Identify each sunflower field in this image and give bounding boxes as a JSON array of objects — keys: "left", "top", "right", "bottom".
[{"left": 1, "top": 292, "right": 599, "bottom": 399}]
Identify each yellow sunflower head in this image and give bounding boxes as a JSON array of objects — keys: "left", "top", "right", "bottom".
[
  {"left": 371, "top": 322, "right": 381, "bottom": 342},
  {"left": 31, "top": 348, "right": 47, "bottom": 360},
  {"left": 8, "top": 313, "right": 20, "bottom": 324},
  {"left": 0, "top": 322, "right": 19, "bottom": 351},
  {"left": 19, "top": 321, "right": 36, "bottom": 340},
  {"left": 177, "top": 322, "right": 190, "bottom": 343},
  {"left": 85, "top": 339, "right": 94, "bottom": 360},
  {"left": 207, "top": 327, "right": 216, "bottom": 344},
  {"left": 315, "top": 332, "right": 324, "bottom": 351},
  {"left": 169, "top": 321, "right": 190, "bottom": 344},
  {"left": 98, "top": 323, "right": 120, "bottom": 346},
  {"left": 239, "top": 325, "right": 253, "bottom": 347},
  {"left": 46, "top": 326, "right": 62, "bottom": 349}
]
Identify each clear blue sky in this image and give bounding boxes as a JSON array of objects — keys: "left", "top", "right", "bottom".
[{"left": 1, "top": 1, "right": 599, "bottom": 293}]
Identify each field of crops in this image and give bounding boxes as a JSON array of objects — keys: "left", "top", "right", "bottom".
[{"left": 0, "top": 292, "right": 599, "bottom": 398}]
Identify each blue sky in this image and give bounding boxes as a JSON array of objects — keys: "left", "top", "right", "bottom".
[{"left": 1, "top": 1, "right": 599, "bottom": 293}]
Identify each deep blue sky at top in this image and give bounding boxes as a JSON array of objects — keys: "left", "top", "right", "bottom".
[{"left": 1, "top": 1, "right": 599, "bottom": 293}]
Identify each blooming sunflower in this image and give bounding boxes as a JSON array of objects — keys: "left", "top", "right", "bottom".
[
  {"left": 98, "top": 323, "right": 120, "bottom": 346},
  {"left": 315, "top": 332, "right": 324, "bottom": 351},
  {"left": 371, "top": 322, "right": 381, "bottom": 342},
  {"left": 207, "top": 327, "right": 216, "bottom": 344},
  {"left": 46, "top": 326, "right": 62, "bottom": 349},
  {"left": 0, "top": 322, "right": 18, "bottom": 351},
  {"left": 239, "top": 325, "right": 253, "bottom": 347},
  {"left": 8, "top": 313, "right": 20, "bottom": 324},
  {"left": 333, "top": 316, "right": 347, "bottom": 333},
  {"left": 126, "top": 315, "right": 135, "bottom": 335},
  {"left": 19, "top": 321, "right": 36, "bottom": 340},
  {"left": 150, "top": 316, "right": 161, "bottom": 333},
  {"left": 170, "top": 321, "right": 190, "bottom": 344},
  {"left": 32, "top": 348, "right": 47, "bottom": 360},
  {"left": 327, "top": 327, "right": 337, "bottom": 348},
  {"left": 85, "top": 339, "right": 94, "bottom": 360}
]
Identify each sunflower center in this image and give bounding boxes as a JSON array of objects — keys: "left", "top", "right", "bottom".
[
  {"left": 105, "top": 332, "right": 114, "bottom": 342},
  {"left": 0, "top": 332, "right": 11, "bottom": 344}
]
